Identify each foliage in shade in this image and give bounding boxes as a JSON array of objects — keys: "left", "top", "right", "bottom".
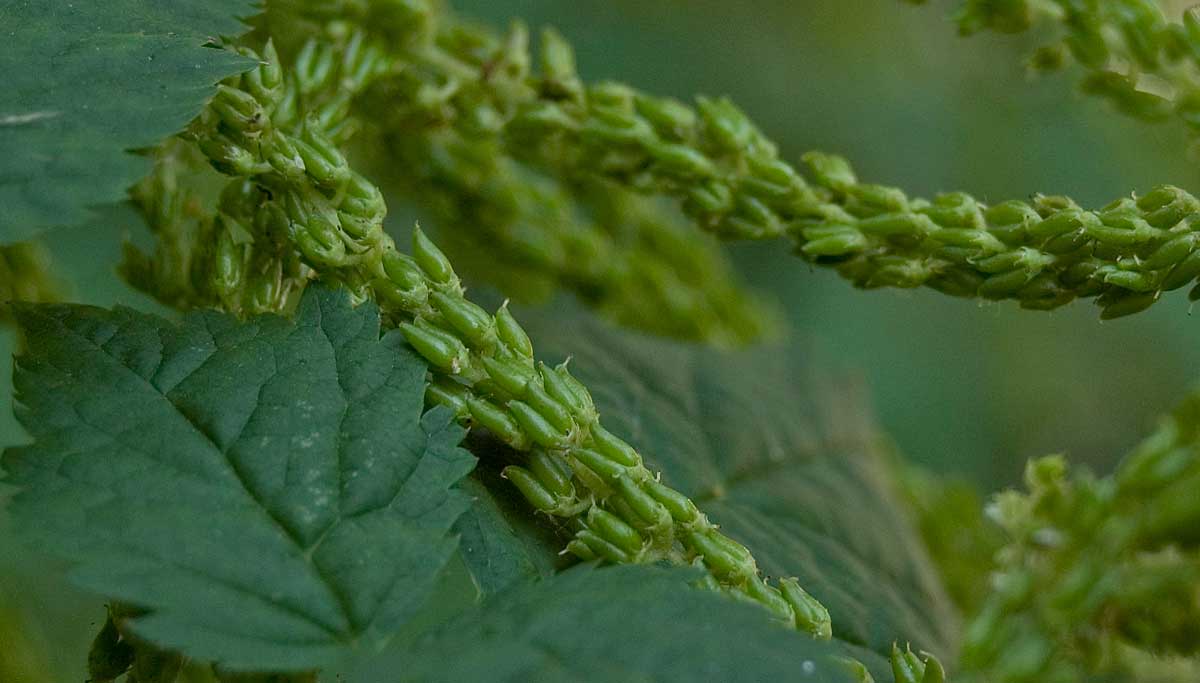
[
  {"left": 451, "top": 472, "right": 560, "bottom": 597},
  {"left": 369, "top": 564, "right": 872, "bottom": 683},
  {"left": 1, "top": 285, "right": 477, "bottom": 671},
  {"left": 0, "top": 0, "right": 257, "bottom": 243},
  {"left": 516, "top": 302, "right": 962, "bottom": 660}
]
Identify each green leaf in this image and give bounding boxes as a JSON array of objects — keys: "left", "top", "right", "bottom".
[
  {"left": 365, "top": 564, "right": 866, "bottom": 683},
  {"left": 0, "top": 0, "right": 258, "bottom": 243},
  {"left": 1, "top": 285, "right": 477, "bottom": 671},
  {"left": 518, "top": 302, "right": 961, "bottom": 662},
  {"left": 452, "top": 462, "right": 563, "bottom": 599}
]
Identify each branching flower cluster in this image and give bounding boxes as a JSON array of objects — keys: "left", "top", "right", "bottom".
[{"left": 30, "top": 1, "right": 1200, "bottom": 682}]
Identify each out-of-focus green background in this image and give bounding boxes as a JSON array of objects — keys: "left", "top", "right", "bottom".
[{"left": 3, "top": 1, "right": 1198, "bottom": 679}]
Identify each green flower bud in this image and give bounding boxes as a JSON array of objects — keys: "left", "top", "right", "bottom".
[
  {"left": 523, "top": 383, "right": 575, "bottom": 433},
  {"left": 381, "top": 250, "right": 426, "bottom": 290},
  {"left": 849, "top": 184, "right": 909, "bottom": 216},
  {"left": 565, "top": 539, "right": 597, "bottom": 561},
  {"left": 339, "top": 173, "right": 387, "bottom": 225},
  {"left": 1162, "top": 250, "right": 1200, "bottom": 290},
  {"left": 927, "top": 268, "right": 985, "bottom": 298},
  {"left": 587, "top": 506, "right": 643, "bottom": 555},
  {"left": 685, "top": 180, "right": 735, "bottom": 215},
  {"left": 647, "top": 141, "right": 717, "bottom": 179},
  {"left": 429, "top": 291, "right": 494, "bottom": 347},
  {"left": 508, "top": 400, "right": 570, "bottom": 449},
  {"left": 589, "top": 424, "right": 641, "bottom": 467},
  {"left": 260, "top": 132, "right": 306, "bottom": 179},
  {"left": 468, "top": 396, "right": 529, "bottom": 449},
  {"left": 539, "top": 362, "right": 594, "bottom": 422},
  {"left": 1139, "top": 186, "right": 1199, "bottom": 227},
  {"left": 978, "top": 269, "right": 1034, "bottom": 299},
  {"left": 294, "top": 213, "right": 346, "bottom": 268},
  {"left": 589, "top": 81, "right": 636, "bottom": 110},
  {"left": 859, "top": 213, "right": 935, "bottom": 239},
  {"left": 581, "top": 114, "right": 654, "bottom": 146},
  {"left": 294, "top": 128, "right": 350, "bottom": 188},
  {"left": 1086, "top": 217, "right": 1160, "bottom": 247},
  {"left": 413, "top": 226, "right": 457, "bottom": 284},
  {"left": 801, "top": 151, "right": 857, "bottom": 193},
  {"left": 836, "top": 657, "right": 876, "bottom": 683},
  {"left": 891, "top": 643, "right": 924, "bottom": 683},
  {"left": 697, "top": 96, "right": 755, "bottom": 154},
  {"left": 575, "top": 528, "right": 631, "bottom": 564},
  {"left": 865, "top": 257, "right": 931, "bottom": 289},
  {"left": 1140, "top": 233, "right": 1198, "bottom": 270},
  {"left": 528, "top": 450, "right": 575, "bottom": 498},
  {"left": 239, "top": 42, "right": 283, "bottom": 109},
  {"left": 779, "top": 578, "right": 832, "bottom": 639},
  {"left": 373, "top": 278, "right": 429, "bottom": 312},
  {"left": 572, "top": 447, "right": 628, "bottom": 484},
  {"left": 482, "top": 356, "right": 538, "bottom": 397},
  {"left": 800, "top": 232, "right": 868, "bottom": 258},
  {"left": 212, "top": 84, "right": 266, "bottom": 134},
  {"left": 739, "top": 578, "right": 794, "bottom": 623},
  {"left": 920, "top": 653, "right": 945, "bottom": 683},
  {"left": 974, "top": 247, "right": 1054, "bottom": 274},
  {"left": 199, "top": 134, "right": 263, "bottom": 176},
  {"left": 503, "top": 466, "right": 558, "bottom": 513},
  {"left": 540, "top": 27, "right": 582, "bottom": 100},
  {"left": 400, "top": 319, "right": 470, "bottom": 373},
  {"left": 213, "top": 218, "right": 246, "bottom": 300},
  {"left": 635, "top": 93, "right": 696, "bottom": 140},
  {"left": 426, "top": 377, "right": 470, "bottom": 418},
  {"left": 493, "top": 302, "right": 535, "bottom": 359},
  {"left": 1099, "top": 289, "right": 1159, "bottom": 320},
  {"left": 643, "top": 478, "right": 700, "bottom": 523},
  {"left": 985, "top": 200, "right": 1039, "bottom": 228},
  {"left": 512, "top": 101, "right": 578, "bottom": 133},
  {"left": 612, "top": 476, "right": 672, "bottom": 526},
  {"left": 1100, "top": 267, "right": 1158, "bottom": 293},
  {"left": 686, "top": 528, "right": 756, "bottom": 581}
]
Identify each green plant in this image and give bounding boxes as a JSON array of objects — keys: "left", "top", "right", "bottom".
[{"left": 2, "top": 0, "right": 1199, "bottom": 681}]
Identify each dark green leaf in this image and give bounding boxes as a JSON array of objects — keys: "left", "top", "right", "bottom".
[
  {"left": 375, "top": 564, "right": 866, "bottom": 683},
  {"left": 519, "top": 303, "right": 961, "bottom": 662},
  {"left": 452, "top": 462, "right": 563, "bottom": 598},
  {"left": 2, "top": 285, "right": 476, "bottom": 670},
  {"left": 0, "top": 0, "right": 258, "bottom": 243}
]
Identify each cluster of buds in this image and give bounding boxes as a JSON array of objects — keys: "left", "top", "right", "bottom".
[
  {"left": 371, "top": 8, "right": 1200, "bottom": 319},
  {"left": 126, "top": 29, "right": 398, "bottom": 316},
  {"left": 954, "top": 0, "right": 1200, "bottom": 136},
  {"left": 347, "top": 11, "right": 778, "bottom": 347},
  {"left": 962, "top": 392, "right": 1200, "bottom": 682},
  {"left": 378, "top": 227, "right": 836, "bottom": 640}
]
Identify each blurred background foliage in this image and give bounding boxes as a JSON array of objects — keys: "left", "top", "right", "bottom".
[{"left": 3, "top": 0, "right": 1198, "bottom": 679}]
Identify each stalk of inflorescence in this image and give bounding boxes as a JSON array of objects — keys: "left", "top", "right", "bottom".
[{"left": 331, "top": 1, "right": 1200, "bottom": 320}]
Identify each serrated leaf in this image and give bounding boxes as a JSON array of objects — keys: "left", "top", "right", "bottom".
[
  {"left": 0, "top": 0, "right": 259, "bottom": 243},
  {"left": 1, "top": 285, "right": 476, "bottom": 671},
  {"left": 517, "top": 303, "right": 961, "bottom": 663},
  {"left": 363, "top": 564, "right": 867, "bottom": 683}
]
